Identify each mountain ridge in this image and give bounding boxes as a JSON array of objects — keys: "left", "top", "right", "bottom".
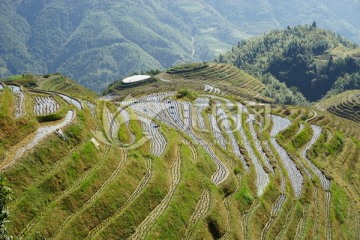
[{"left": 2, "top": 0, "right": 360, "bottom": 92}]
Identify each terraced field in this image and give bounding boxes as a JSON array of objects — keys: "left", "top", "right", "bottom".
[
  {"left": 8, "top": 84, "right": 25, "bottom": 118},
  {"left": 33, "top": 95, "right": 60, "bottom": 115},
  {"left": 107, "top": 63, "right": 272, "bottom": 103},
  {"left": 317, "top": 90, "right": 360, "bottom": 123},
  {"left": 0, "top": 73, "right": 359, "bottom": 239}
]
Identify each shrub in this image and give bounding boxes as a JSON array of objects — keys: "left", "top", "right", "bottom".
[{"left": 176, "top": 89, "right": 197, "bottom": 100}]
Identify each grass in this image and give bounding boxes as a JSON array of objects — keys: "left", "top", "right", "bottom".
[
  {"left": 331, "top": 183, "right": 348, "bottom": 224},
  {"left": 40, "top": 149, "right": 142, "bottom": 239},
  {"left": 8, "top": 142, "right": 100, "bottom": 235},
  {"left": 35, "top": 74, "right": 98, "bottom": 100},
  {"left": 1, "top": 73, "right": 360, "bottom": 239},
  {"left": 0, "top": 88, "right": 38, "bottom": 159},
  {"left": 176, "top": 89, "right": 198, "bottom": 101},
  {"left": 234, "top": 174, "right": 254, "bottom": 212},
  {"left": 146, "top": 142, "right": 212, "bottom": 239}
]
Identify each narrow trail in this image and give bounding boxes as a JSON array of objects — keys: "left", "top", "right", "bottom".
[
  {"left": 305, "top": 110, "right": 318, "bottom": 123},
  {"left": 260, "top": 194, "right": 286, "bottom": 240},
  {"left": 51, "top": 149, "right": 128, "bottom": 240},
  {"left": 129, "top": 147, "right": 181, "bottom": 240},
  {"left": 313, "top": 187, "right": 319, "bottom": 240},
  {"left": 220, "top": 174, "right": 241, "bottom": 240},
  {"left": 84, "top": 100, "right": 96, "bottom": 117},
  {"left": 19, "top": 147, "right": 110, "bottom": 238},
  {"left": 0, "top": 110, "right": 75, "bottom": 170},
  {"left": 294, "top": 204, "right": 309, "bottom": 240},
  {"left": 183, "top": 140, "right": 198, "bottom": 162},
  {"left": 295, "top": 124, "right": 304, "bottom": 136},
  {"left": 301, "top": 125, "right": 330, "bottom": 190},
  {"left": 325, "top": 191, "right": 332, "bottom": 240},
  {"left": 182, "top": 189, "right": 211, "bottom": 240},
  {"left": 275, "top": 202, "right": 296, "bottom": 240},
  {"left": 85, "top": 157, "right": 153, "bottom": 240},
  {"left": 191, "top": 37, "right": 195, "bottom": 57},
  {"left": 159, "top": 78, "right": 172, "bottom": 83},
  {"left": 243, "top": 200, "right": 260, "bottom": 240}
]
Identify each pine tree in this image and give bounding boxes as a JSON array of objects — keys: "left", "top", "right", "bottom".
[{"left": 312, "top": 21, "right": 317, "bottom": 28}]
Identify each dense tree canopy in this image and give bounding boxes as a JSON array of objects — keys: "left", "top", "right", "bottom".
[{"left": 217, "top": 25, "right": 360, "bottom": 101}]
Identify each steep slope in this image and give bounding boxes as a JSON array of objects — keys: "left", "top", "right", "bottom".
[
  {"left": 218, "top": 25, "right": 360, "bottom": 101},
  {"left": 105, "top": 63, "right": 271, "bottom": 102},
  {"left": 2, "top": 1, "right": 360, "bottom": 92},
  {"left": 0, "top": 66, "right": 359, "bottom": 239},
  {"left": 317, "top": 90, "right": 360, "bottom": 123}
]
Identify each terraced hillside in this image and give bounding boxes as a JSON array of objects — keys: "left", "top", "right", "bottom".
[
  {"left": 106, "top": 63, "right": 271, "bottom": 103},
  {"left": 0, "top": 71, "right": 359, "bottom": 240},
  {"left": 317, "top": 90, "right": 360, "bottom": 123}
]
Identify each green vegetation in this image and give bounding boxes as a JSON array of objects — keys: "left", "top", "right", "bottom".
[
  {"left": 1, "top": 61, "right": 360, "bottom": 239},
  {"left": 106, "top": 63, "right": 270, "bottom": 102},
  {"left": 167, "top": 62, "right": 209, "bottom": 74},
  {"left": 318, "top": 90, "right": 360, "bottom": 123},
  {"left": 176, "top": 89, "right": 198, "bottom": 101},
  {"left": 325, "top": 72, "right": 360, "bottom": 98},
  {"left": 3, "top": 1, "right": 360, "bottom": 93},
  {"left": 218, "top": 25, "right": 360, "bottom": 101},
  {"left": 34, "top": 74, "right": 98, "bottom": 100},
  {"left": 0, "top": 1, "right": 246, "bottom": 92},
  {"left": 0, "top": 88, "right": 38, "bottom": 159},
  {"left": 331, "top": 183, "right": 348, "bottom": 224},
  {"left": 262, "top": 73, "right": 308, "bottom": 105}
]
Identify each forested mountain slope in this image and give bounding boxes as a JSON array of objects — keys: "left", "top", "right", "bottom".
[
  {"left": 1, "top": 0, "right": 360, "bottom": 92},
  {"left": 217, "top": 25, "right": 360, "bottom": 101},
  {"left": 0, "top": 0, "right": 246, "bottom": 92}
]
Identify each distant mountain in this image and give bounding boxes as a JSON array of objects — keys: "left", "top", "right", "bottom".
[
  {"left": 217, "top": 25, "right": 360, "bottom": 101},
  {"left": 1, "top": 0, "right": 360, "bottom": 92},
  {"left": 0, "top": 0, "right": 248, "bottom": 92},
  {"left": 205, "top": 0, "right": 360, "bottom": 43}
]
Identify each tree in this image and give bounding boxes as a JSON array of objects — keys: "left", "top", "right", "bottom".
[{"left": 312, "top": 21, "right": 317, "bottom": 28}]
